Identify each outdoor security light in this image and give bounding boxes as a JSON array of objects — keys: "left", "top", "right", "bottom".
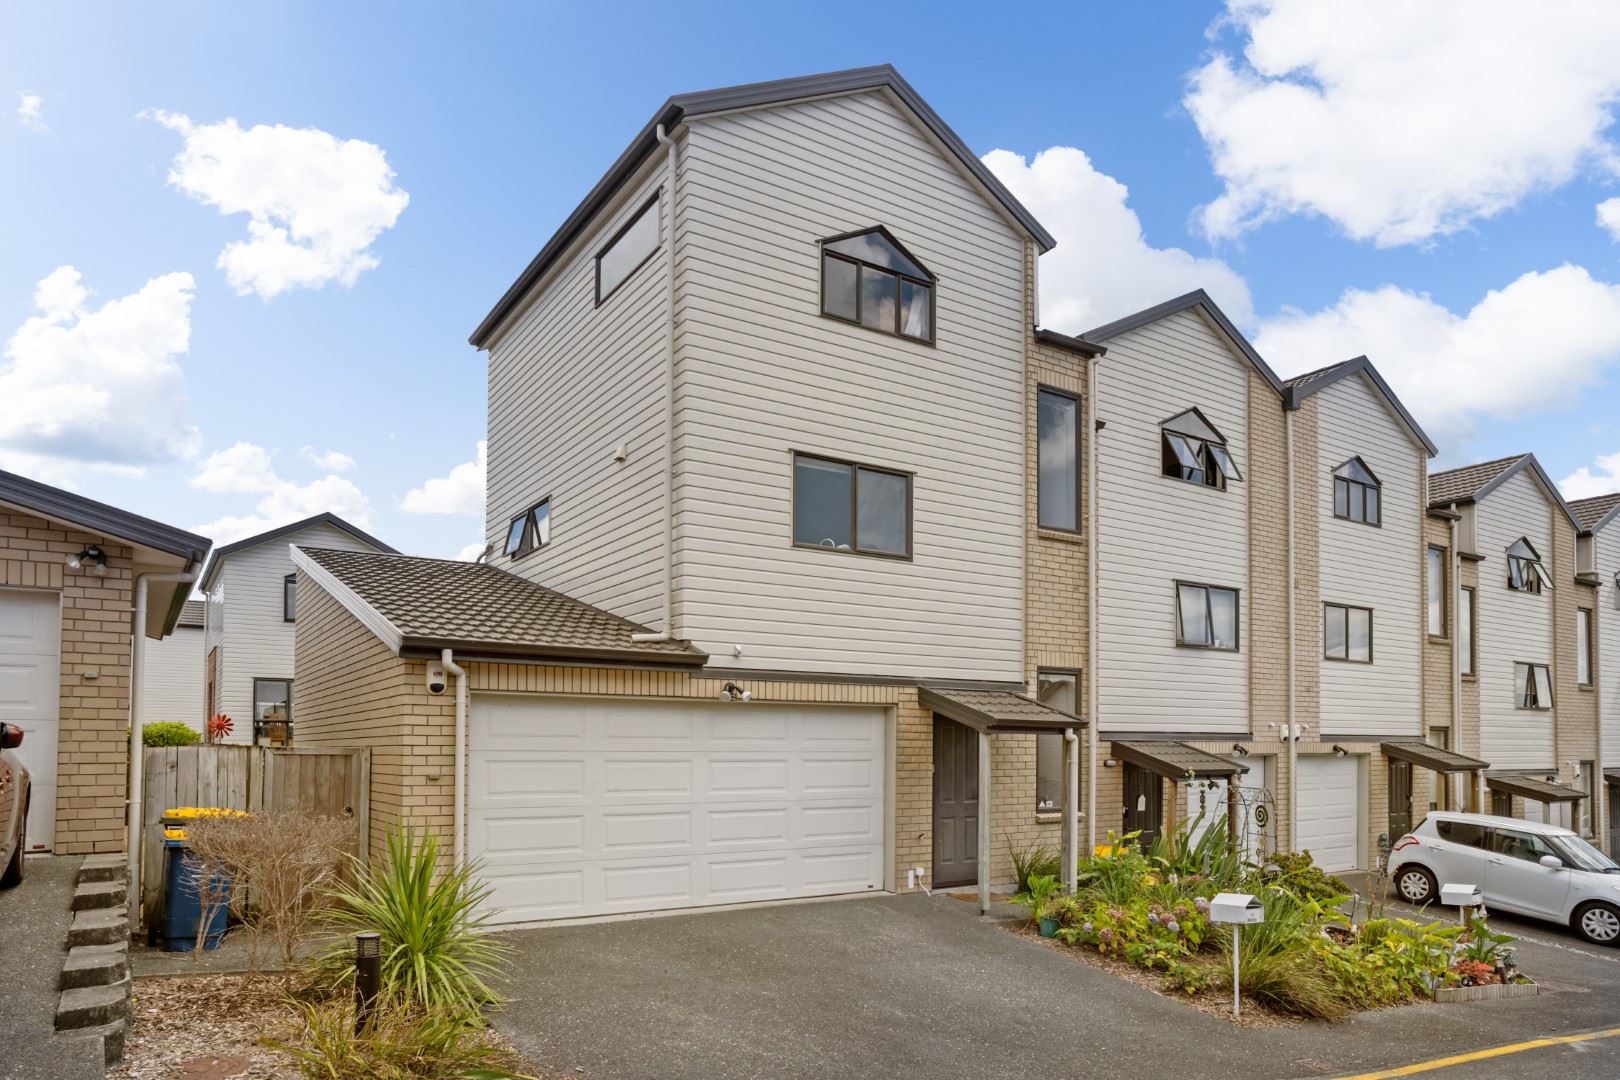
[
  {"left": 718, "top": 681, "right": 753, "bottom": 703},
  {"left": 66, "top": 544, "right": 107, "bottom": 575}
]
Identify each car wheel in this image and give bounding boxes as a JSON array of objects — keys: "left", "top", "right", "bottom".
[
  {"left": 1573, "top": 902, "right": 1620, "bottom": 946},
  {"left": 1394, "top": 864, "right": 1437, "bottom": 905},
  {"left": 0, "top": 811, "right": 24, "bottom": 888}
]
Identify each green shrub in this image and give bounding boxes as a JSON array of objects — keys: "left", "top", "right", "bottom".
[
  {"left": 318, "top": 829, "right": 510, "bottom": 1020},
  {"left": 1221, "top": 887, "right": 1354, "bottom": 1019},
  {"left": 1008, "top": 841, "right": 1061, "bottom": 895},
  {"left": 142, "top": 721, "right": 201, "bottom": 747},
  {"left": 1074, "top": 833, "right": 1156, "bottom": 906},
  {"left": 275, "top": 998, "right": 533, "bottom": 1079},
  {"left": 1009, "top": 872, "right": 1063, "bottom": 922},
  {"left": 1250, "top": 851, "right": 1350, "bottom": 904},
  {"left": 1148, "top": 812, "right": 1245, "bottom": 889}
]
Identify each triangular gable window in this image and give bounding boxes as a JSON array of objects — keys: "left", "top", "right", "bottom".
[
  {"left": 1506, "top": 537, "right": 1550, "bottom": 593},
  {"left": 1160, "top": 408, "right": 1240, "bottom": 490},
  {"left": 1332, "top": 456, "right": 1382, "bottom": 526},
  {"left": 821, "top": 227, "right": 934, "bottom": 342}
]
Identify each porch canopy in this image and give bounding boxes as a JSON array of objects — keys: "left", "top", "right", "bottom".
[
  {"left": 919, "top": 688, "right": 1085, "bottom": 914},
  {"left": 1110, "top": 740, "right": 1246, "bottom": 780},
  {"left": 1486, "top": 774, "right": 1585, "bottom": 803},
  {"left": 1381, "top": 741, "right": 1489, "bottom": 774}
]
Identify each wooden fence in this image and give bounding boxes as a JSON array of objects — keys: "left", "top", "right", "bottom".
[{"left": 138, "top": 744, "right": 370, "bottom": 927}]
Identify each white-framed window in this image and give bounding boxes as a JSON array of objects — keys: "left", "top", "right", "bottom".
[
  {"left": 1426, "top": 547, "right": 1446, "bottom": 637},
  {"left": 1506, "top": 537, "right": 1551, "bottom": 593},
  {"left": 1035, "top": 670, "right": 1079, "bottom": 812},
  {"left": 1176, "top": 582, "right": 1240, "bottom": 651},
  {"left": 595, "top": 196, "right": 660, "bottom": 304},
  {"left": 503, "top": 500, "right": 552, "bottom": 559},
  {"left": 820, "top": 227, "right": 934, "bottom": 342},
  {"left": 1332, "top": 457, "right": 1381, "bottom": 525},
  {"left": 1577, "top": 607, "right": 1593, "bottom": 686},
  {"left": 1458, "top": 586, "right": 1475, "bottom": 676},
  {"left": 1513, "top": 662, "right": 1553, "bottom": 710},
  {"left": 1160, "top": 408, "right": 1241, "bottom": 491},
  {"left": 791, "top": 452, "right": 911, "bottom": 559},
  {"left": 1324, "top": 603, "right": 1373, "bottom": 663},
  {"left": 1579, "top": 761, "right": 1595, "bottom": 836},
  {"left": 1037, "top": 387, "right": 1080, "bottom": 532}
]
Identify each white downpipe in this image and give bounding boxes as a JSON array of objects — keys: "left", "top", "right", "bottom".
[
  {"left": 442, "top": 649, "right": 468, "bottom": 870},
  {"left": 631, "top": 122, "right": 681, "bottom": 646},
  {"left": 127, "top": 571, "right": 196, "bottom": 926},
  {"left": 1064, "top": 728, "right": 1080, "bottom": 893},
  {"left": 1086, "top": 354, "right": 1100, "bottom": 852},
  {"left": 1285, "top": 409, "right": 1298, "bottom": 853}
]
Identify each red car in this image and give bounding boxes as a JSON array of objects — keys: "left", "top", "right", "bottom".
[{"left": 1, "top": 721, "right": 28, "bottom": 887}]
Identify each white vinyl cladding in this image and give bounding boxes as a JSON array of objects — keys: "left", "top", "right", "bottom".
[
  {"left": 1095, "top": 309, "right": 1250, "bottom": 731},
  {"left": 1316, "top": 374, "right": 1423, "bottom": 736},
  {"left": 1598, "top": 524, "right": 1620, "bottom": 765},
  {"left": 483, "top": 160, "right": 671, "bottom": 625},
  {"left": 1475, "top": 470, "right": 1556, "bottom": 769},
  {"left": 209, "top": 523, "right": 385, "bottom": 744},
  {"left": 670, "top": 90, "right": 1027, "bottom": 680},
  {"left": 143, "top": 624, "right": 204, "bottom": 730}
]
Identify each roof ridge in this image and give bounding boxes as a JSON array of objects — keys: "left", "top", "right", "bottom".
[{"left": 1430, "top": 453, "right": 1528, "bottom": 479}]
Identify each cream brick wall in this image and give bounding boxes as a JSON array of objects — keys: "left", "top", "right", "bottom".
[
  {"left": 1, "top": 510, "right": 136, "bottom": 854},
  {"left": 1552, "top": 513, "right": 1602, "bottom": 841}
]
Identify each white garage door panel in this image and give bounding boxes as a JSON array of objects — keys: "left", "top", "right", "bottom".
[
  {"left": 1297, "top": 756, "right": 1361, "bottom": 872},
  {"left": 470, "top": 696, "right": 887, "bottom": 922},
  {"left": 0, "top": 589, "right": 60, "bottom": 851}
]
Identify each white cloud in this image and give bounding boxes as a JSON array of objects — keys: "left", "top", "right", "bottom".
[
  {"left": 1561, "top": 452, "right": 1620, "bottom": 501},
  {"left": 300, "top": 446, "right": 355, "bottom": 472},
  {"left": 1256, "top": 265, "right": 1620, "bottom": 447},
  {"left": 190, "top": 442, "right": 373, "bottom": 545},
  {"left": 1599, "top": 197, "right": 1620, "bottom": 242},
  {"left": 146, "top": 110, "right": 408, "bottom": 299},
  {"left": 17, "top": 91, "right": 45, "bottom": 132},
  {"left": 401, "top": 439, "right": 486, "bottom": 516},
  {"left": 457, "top": 540, "right": 488, "bottom": 562},
  {"left": 1186, "top": 1, "right": 1620, "bottom": 245},
  {"left": 982, "top": 146, "right": 1253, "bottom": 334},
  {"left": 0, "top": 266, "right": 200, "bottom": 477}
]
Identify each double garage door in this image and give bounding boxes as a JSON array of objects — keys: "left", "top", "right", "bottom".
[
  {"left": 1295, "top": 756, "right": 1362, "bottom": 872},
  {"left": 469, "top": 695, "right": 887, "bottom": 924}
]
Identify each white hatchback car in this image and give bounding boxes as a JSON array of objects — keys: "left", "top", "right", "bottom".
[{"left": 1389, "top": 812, "right": 1620, "bottom": 946}]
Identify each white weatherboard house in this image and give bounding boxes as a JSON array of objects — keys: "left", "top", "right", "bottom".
[
  {"left": 200, "top": 514, "right": 394, "bottom": 744},
  {"left": 140, "top": 599, "right": 205, "bottom": 731},
  {"left": 1571, "top": 493, "right": 1620, "bottom": 849}
]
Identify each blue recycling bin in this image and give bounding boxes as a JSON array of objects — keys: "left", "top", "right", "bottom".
[{"left": 161, "top": 837, "right": 229, "bottom": 952}]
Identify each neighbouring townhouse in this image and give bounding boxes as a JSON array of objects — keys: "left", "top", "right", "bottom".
[
  {"left": 199, "top": 513, "right": 394, "bottom": 745},
  {"left": 141, "top": 599, "right": 205, "bottom": 732},
  {"left": 1571, "top": 492, "right": 1618, "bottom": 851},
  {"left": 1427, "top": 455, "right": 1605, "bottom": 848},
  {"left": 0, "top": 469, "right": 209, "bottom": 854}
]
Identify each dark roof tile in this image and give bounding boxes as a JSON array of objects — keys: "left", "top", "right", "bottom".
[
  {"left": 1428, "top": 455, "right": 1526, "bottom": 506},
  {"left": 1571, "top": 492, "right": 1620, "bottom": 531}
]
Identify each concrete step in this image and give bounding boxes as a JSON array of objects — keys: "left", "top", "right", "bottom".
[
  {"left": 61, "top": 943, "right": 129, "bottom": 990},
  {"left": 67, "top": 908, "right": 128, "bottom": 948},
  {"left": 72, "top": 879, "right": 125, "bottom": 912},
  {"left": 55, "top": 979, "right": 131, "bottom": 1031},
  {"left": 76, "top": 854, "right": 126, "bottom": 884},
  {"left": 61, "top": 1019, "right": 128, "bottom": 1066}
]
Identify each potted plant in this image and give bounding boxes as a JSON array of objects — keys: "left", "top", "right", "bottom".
[{"left": 1011, "top": 873, "right": 1064, "bottom": 937}]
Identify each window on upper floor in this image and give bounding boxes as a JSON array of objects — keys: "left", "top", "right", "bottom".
[
  {"left": 1459, "top": 586, "right": 1475, "bottom": 677},
  {"left": 503, "top": 500, "right": 552, "bottom": 559},
  {"left": 283, "top": 573, "right": 296, "bottom": 622},
  {"left": 1160, "top": 408, "right": 1240, "bottom": 491},
  {"left": 1332, "top": 457, "right": 1381, "bottom": 526},
  {"left": 1176, "top": 582, "right": 1240, "bottom": 651},
  {"left": 791, "top": 453, "right": 911, "bottom": 559},
  {"left": 820, "top": 227, "right": 934, "bottom": 343},
  {"left": 1577, "top": 608, "right": 1593, "bottom": 686},
  {"left": 1037, "top": 388, "right": 1080, "bottom": 532},
  {"left": 1513, "top": 662, "right": 1553, "bottom": 710},
  {"left": 1426, "top": 547, "right": 1447, "bottom": 637},
  {"left": 1506, "top": 537, "right": 1550, "bottom": 593},
  {"left": 596, "top": 196, "right": 660, "bottom": 304},
  {"left": 1324, "top": 602, "right": 1373, "bottom": 663}
]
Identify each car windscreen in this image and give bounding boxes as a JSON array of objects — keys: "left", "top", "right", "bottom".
[{"left": 1554, "top": 835, "right": 1620, "bottom": 873}]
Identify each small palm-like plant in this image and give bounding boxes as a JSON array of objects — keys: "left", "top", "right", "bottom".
[{"left": 320, "top": 828, "right": 510, "bottom": 1020}]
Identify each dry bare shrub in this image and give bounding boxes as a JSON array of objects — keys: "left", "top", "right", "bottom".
[{"left": 187, "top": 810, "right": 357, "bottom": 978}]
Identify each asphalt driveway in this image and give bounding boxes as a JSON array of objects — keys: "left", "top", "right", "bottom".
[{"left": 493, "top": 891, "right": 1620, "bottom": 1080}]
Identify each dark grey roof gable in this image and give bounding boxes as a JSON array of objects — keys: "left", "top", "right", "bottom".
[
  {"left": 200, "top": 512, "right": 396, "bottom": 591},
  {"left": 0, "top": 468, "right": 210, "bottom": 563},
  {"left": 1570, "top": 492, "right": 1620, "bottom": 534},
  {"left": 1283, "top": 355, "right": 1438, "bottom": 457},
  {"left": 469, "top": 64, "right": 1056, "bottom": 349},
  {"left": 1082, "top": 290, "right": 1287, "bottom": 399},
  {"left": 1428, "top": 452, "right": 1582, "bottom": 530}
]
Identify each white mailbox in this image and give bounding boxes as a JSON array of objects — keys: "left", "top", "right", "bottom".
[
  {"left": 1210, "top": 892, "right": 1264, "bottom": 925},
  {"left": 1441, "top": 883, "right": 1483, "bottom": 907}
]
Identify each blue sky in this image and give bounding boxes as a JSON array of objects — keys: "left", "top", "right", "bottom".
[{"left": 4, "top": 1, "right": 1619, "bottom": 559}]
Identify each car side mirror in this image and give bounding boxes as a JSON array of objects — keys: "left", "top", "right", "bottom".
[
  {"left": 0, "top": 723, "right": 21, "bottom": 750},
  {"left": 1538, "top": 854, "right": 1563, "bottom": 870}
]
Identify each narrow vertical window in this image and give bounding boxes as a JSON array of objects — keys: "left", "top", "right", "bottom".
[
  {"left": 1458, "top": 587, "right": 1475, "bottom": 676},
  {"left": 1579, "top": 761, "right": 1595, "bottom": 836},
  {"left": 1036, "top": 671, "right": 1079, "bottom": 812},
  {"left": 1037, "top": 388, "right": 1079, "bottom": 532},
  {"left": 1426, "top": 548, "right": 1446, "bottom": 637},
  {"left": 595, "top": 196, "right": 660, "bottom": 304},
  {"left": 283, "top": 573, "right": 297, "bottom": 622},
  {"left": 1577, "top": 608, "right": 1593, "bottom": 686}
]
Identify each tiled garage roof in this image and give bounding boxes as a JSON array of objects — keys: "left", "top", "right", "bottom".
[
  {"left": 1110, "top": 740, "right": 1247, "bottom": 780},
  {"left": 919, "top": 686, "right": 1084, "bottom": 734},
  {"left": 293, "top": 546, "right": 707, "bottom": 665}
]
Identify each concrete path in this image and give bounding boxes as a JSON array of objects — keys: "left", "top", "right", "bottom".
[
  {"left": 493, "top": 891, "right": 1620, "bottom": 1080},
  {"left": 0, "top": 855, "right": 110, "bottom": 1080}
]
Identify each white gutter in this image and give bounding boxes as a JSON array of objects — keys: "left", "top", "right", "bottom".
[
  {"left": 1086, "top": 353, "right": 1100, "bottom": 852},
  {"left": 631, "top": 122, "right": 681, "bottom": 646},
  {"left": 1285, "top": 409, "right": 1298, "bottom": 852},
  {"left": 442, "top": 649, "right": 468, "bottom": 870},
  {"left": 127, "top": 571, "right": 197, "bottom": 926}
]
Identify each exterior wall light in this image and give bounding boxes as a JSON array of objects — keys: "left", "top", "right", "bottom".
[
  {"left": 718, "top": 681, "right": 753, "bottom": 703},
  {"left": 1332, "top": 744, "right": 1348, "bottom": 757},
  {"left": 66, "top": 544, "right": 108, "bottom": 576}
]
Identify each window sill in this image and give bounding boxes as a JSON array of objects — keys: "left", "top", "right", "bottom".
[
  {"left": 1037, "top": 528, "right": 1086, "bottom": 546},
  {"left": 1461, "top": 674, "right": 1478, "bottom": 683},
  {"left": 1426, "top": 635, "right": 1450, "bottom": 645},
  {"left": 1578, "top": 684, "right": 1595, "bottom": 692},
  {"left": 1034, "top": 812, "right": 1067, "bottom": 825}
]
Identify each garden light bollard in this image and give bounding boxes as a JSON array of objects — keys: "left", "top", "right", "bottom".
[
  {"left": 354, "top": 932, "right": 382, "bottom": 1033},
  {"left": 1210, "top": 892, "right": 1265, "bottom": 1019}
]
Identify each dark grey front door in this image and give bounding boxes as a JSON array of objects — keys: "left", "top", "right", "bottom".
[
  {"left": 1388, "top": 760, "right": 1414, "bottom": 841},
  {"left": 1123, "top": 764, "right": 1162, "bottom": 849},
  {"left": 1609, "top": 782, "right": 1620, "bottom": 858},
  {"left": 932, "top": 717, "right": 978, "bottom": 887}
]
